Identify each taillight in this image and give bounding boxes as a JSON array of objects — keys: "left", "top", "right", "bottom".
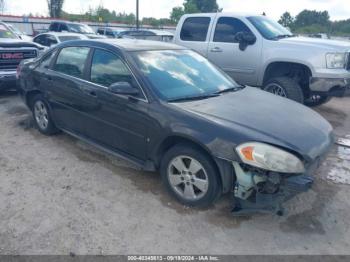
[{"left": 16, "top": 65, "right": 21, "bottom": 79}]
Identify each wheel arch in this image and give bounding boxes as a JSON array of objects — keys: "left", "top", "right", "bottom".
[
  {"left": 262, "top": 62, "right": 312, "bottom": 85},
  {"left": 153, "top": 135, "right": 234, "bottom": 194},
  {"left": 25, "top": 90, "right": 43, "bottom": 109}
]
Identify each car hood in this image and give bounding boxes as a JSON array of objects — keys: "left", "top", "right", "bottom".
[
  {"left": 0, "top": 38, "right": 45, "bottom": 50},
  {"left": 173, "top": 87, "right": 334, "bottom": 161},
  {"left": 279, "top": 36, "right": 350, "bottom": 52}
]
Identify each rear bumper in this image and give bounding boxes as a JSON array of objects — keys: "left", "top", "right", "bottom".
[
  {"left": 0, "top": 71, "right": 17, "bottom": 91},
  {"left": 310, "top": 77, "right": 350, "bottom": 97}
]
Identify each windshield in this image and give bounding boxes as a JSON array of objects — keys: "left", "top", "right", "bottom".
[
  {"left": 0, "top": 24, "right": 18, "bottom": 39},
  {"left": 247, "top": 16, "right": 293, "bottom": 40},
  {"left": 8, "top": 24, "right": 23, "bottom": 35},
  {"left": 132, "top": 50, "right": 240, "bottom": 101},
  {"left": 68, "top": 23, "right": 95, "bottom": 34}
]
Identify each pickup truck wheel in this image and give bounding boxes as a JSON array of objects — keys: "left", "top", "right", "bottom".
[
  {"left": 160, "top": 144, "right": 221, "bottom": 207},
  {"left": 31, "top": 94, "right": 59, "bottom": 135},
  {"left": 304, "top": 95, "right": 331, "bottom": 107},
  {"left": 264, "top": 77, "right": 304, "bottom": 103}
]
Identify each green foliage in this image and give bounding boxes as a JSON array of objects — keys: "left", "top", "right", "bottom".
[
  {"left": 170, "top": 6, "right": 185, "bottom": 23},
  {"left": 278, "top": 9, "right": 350, "bottom": 36},
  {"left": 170, "top": 0, "right": 221, "bottom": 23},
  {"left": 47, "top": 0, "right": 65, "bottom": 18},
  {"left": 278, "top": 12, "right": 294, "bottom": 29},
  {"left": 294, "top": 10, "right": 330, "bottom": 28}
]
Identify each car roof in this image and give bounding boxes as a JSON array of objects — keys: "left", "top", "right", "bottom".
[
  {"left": 65, "top": 39, "right": 187, "bottom": 52},
  {"left": 37, "top": 32, "right": 87, "bottom": 37},
  {"left": 182, "top": 12, "right": 262, "bottom": 19}
]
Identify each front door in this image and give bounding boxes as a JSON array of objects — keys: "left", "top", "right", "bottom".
[
  {"left": 82, "top": 48, "right": 149, "bottom": 160},
  {"left": 207, "top": 17, "right": 262, "bottom": 86}
]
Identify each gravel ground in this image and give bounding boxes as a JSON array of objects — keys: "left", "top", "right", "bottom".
[{"left": 0, "top": 91, "right": 349, "bottom": 255}]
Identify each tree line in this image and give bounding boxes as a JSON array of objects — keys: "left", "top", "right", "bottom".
[
  {"left": 3, "top": 0, "right": 350, "bottom": 35},
  {"left": 279, "top": 10, "right": 350, "bottom": 36}
]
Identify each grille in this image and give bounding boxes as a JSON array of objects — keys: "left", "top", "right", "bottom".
[{"left": 0, "top": 49, "right": 37, "bottom": 70}]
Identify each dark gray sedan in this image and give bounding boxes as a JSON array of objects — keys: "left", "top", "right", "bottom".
[{"left": 17, "top": 39, "right": 333, "bottom": 215}]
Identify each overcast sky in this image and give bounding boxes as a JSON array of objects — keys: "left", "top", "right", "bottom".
[{"left": 3, "top": 0, "right": 350, "bottom": 21}]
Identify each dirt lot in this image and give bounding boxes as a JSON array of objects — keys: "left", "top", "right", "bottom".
[{"left": 0, "top": 91, "right": 349, "bottom": 255}]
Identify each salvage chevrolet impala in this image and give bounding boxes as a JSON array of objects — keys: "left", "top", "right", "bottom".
[{"left": 17, "top": 39, "right": 334, "bottom": 215}]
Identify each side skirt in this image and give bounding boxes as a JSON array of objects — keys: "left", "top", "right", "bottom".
[{"left": 60, "top": 128, "right": 157, "bottom": 172}]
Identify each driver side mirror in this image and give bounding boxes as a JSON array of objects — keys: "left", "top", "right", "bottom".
[
  {"left": 108, "top": 82, "right": 139, "bottom": 96},
  {"left": 235, "top": 32, "right": 257, "bottom": 51}
]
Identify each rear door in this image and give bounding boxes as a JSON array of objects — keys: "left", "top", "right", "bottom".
[
  {"left": 45, "top": 46, "right": 98, "bottom": 135},
  {"left": 207, "top": 16, "right": 262, "bottom": 86},
  {"left": 175, "top": 15, "right": 215, "bottom": 57}
]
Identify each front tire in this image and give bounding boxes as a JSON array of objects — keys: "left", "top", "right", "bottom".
[
  {"left": 304, "top": 95, "right": 331, "bottom": 107},
  {"left": 263, "top": 77, "right": 304, "bottom": 103},
  {"left": 31, "top": 94, "right": 59, "bottom": 135},
  {"left": 160, "top": 144, "right": 221, "bottom": 207}
]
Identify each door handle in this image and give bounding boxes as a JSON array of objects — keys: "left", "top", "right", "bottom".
[
  {"left": 210, "top": 47, "right": 223, "bottom": 53},
  {"left": 88, "top": 91, "right": 97, "bottom": 97},
  {"left": 80, "top": 86, "right": 97, "bottom": 97}
]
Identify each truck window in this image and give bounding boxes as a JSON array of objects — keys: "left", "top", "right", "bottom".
[
  {"left": 180, "top": 17, "right": 210, "bottom": 42},
  {"left": 213, "top": 17, "right": 252, "bottom": 43}
]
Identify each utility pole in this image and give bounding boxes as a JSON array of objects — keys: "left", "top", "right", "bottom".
[{"left": 136, "top": 0, "right": 139, "bottom": 29}]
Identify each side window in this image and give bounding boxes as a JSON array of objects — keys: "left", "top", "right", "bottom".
[
  {"left": 40, "top": 50, "right": 57, "bottom": 69},
  {"left": 60, "top": 23, "right": 69, "bottom": 32},
  {"left": 97, "top": 28, "right": 104, "bottom": 35},
  {"left": 34, "top": 35, "right": 46, "bottom": 45},
  {"left": 47, "top": 35, "right": 58, "bottom": 46},
  {"left": 50, "top": 23, "right": 59, "bottom": 32},
  {"left": 213, "top": 17, "right": 252, "bottom": 43},
  {"left": 90, "top": 49, "right": 143, "bottom": 98},
  {"left": 53, "top": 47, "right": 90, "bottom": 78},
  {"left": 180, "top": 17, "right": 211, "bottom": 42}
]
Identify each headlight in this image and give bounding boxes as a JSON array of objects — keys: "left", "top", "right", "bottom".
[
  {"left": 326, "top": 53, "right": 347, "bottom": 69},
  {"left": 236, "top": 142, "right": 305, "bottom": 173}
]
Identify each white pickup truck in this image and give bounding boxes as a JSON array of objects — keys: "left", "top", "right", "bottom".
[{"left": 174, "top": 13, "right": 350, "bottom": 106}]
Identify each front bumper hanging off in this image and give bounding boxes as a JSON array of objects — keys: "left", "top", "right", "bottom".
[
  {"left": 231, "top": 175, "right": 314, "bottom": 216},
  {"left": 230, "top": 162, "right": 314, "bottom": 216}
]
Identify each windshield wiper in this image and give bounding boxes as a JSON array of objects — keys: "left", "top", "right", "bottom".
[
  {"left": 168, "top": 94, "right": 219, "bottom": 103},
  {"left": 214, "top": 85, "right": 244, "bottom": 95},
  {"left": 272, "top": 34, "right": 295, "bottom": 40}
]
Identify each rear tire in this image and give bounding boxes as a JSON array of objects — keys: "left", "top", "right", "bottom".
[
  {"left": 30, "top": 94, "right": 59, "bottom": 135},
  {"left": 263, "top": 77, "right": 304, "bottom": 104},
  {"left": 160, "top": 144, "right": 221, "bottom": 207}
]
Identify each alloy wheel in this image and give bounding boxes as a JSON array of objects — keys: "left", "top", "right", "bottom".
[
  {"left": 167, "top": 155, "right": 209, "bottom": 201},
  {"left": 34, "top": 101, "right": 49, "bottom": 130},
  {"left": 265, "top": 83, "right": 287, "bottom": 97}
]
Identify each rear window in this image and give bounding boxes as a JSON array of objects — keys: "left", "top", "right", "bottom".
[
  {"left": 53, "top": 47, "right": 90, "bottom": 78},
  {"left": 180, "top": 17, "right": 210, "bottom": 42}
]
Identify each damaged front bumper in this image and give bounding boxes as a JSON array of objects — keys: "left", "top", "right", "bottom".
[
  {"left": 309, "top": 77, "right": 350, "bottom": 97},
  {"left": 231, "top": 162, "right": 314, "bottom": 216}
]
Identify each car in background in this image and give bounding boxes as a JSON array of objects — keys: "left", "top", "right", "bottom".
[
  {"left": 17, "top": 39, "right": 333, "bottom": 215},
  {"left": 0, "top": 21, "right": 44, "bottom": 92},
  {"left": 119, "top": 29, "right": 174, "bottom": 42},
  {"left": 308, "top": 33, "right": 330, "bottom": 39},
  {"left": 48, "top": 21, "right": 104, "bottom": 39},
  {"left": 174, "top": 13, "right": 350, "bottom": 106},
  {"left": 33, "top": 32, "right": 88, "bottom": 47},
  {"left": 5, "top": 23, "right": 32, "bottom": 41},
  {"left": 97, "top": 27, "right": 125, "bottom": 38}
]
